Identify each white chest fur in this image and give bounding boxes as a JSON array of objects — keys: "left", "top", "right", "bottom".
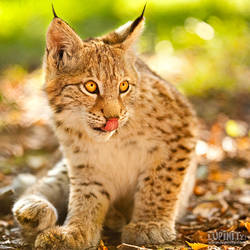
[{"left": 60, "top": 130, "right": 155, "bottom": 202}]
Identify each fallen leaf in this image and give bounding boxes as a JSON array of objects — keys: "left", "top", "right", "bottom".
[
  {"left": 0, "top": 220, "right": 9, "bottom": 227},
  {"left": 239, "top": 219, "right": 250, "bottom": 230},
  {"left": 186, "top": 241, "right": 209, "bottom": 250},
  {"left": 194, "top": 185, "right": 206, "bottom": 196},
  {"left": 98, "top": 240, "right": 108, "bottom": 250},
  {"left": 193, "top": 201, "right": 220, "bottom": 219},
  {"left": 238, "top": 192, "right": 250, "bottom": 205},
  {"left": 208, "top": 169, "right": 233, "bottom": 183},
  {"left": 226, "top": 224, "right": 238, "bottom": 232},
  {"left": 192, "top": 230, "right": 208, "bottom": 243},
  {"left": 219, "top": 199, "right": 229, "bottom": 214},
  {"left": 244, "top": 222, "right": 250, "bottom": 233},
  {"left": 217, "top": 185, "right": 225, "bottom": 193},
  {"left": 236, "top": 137, "right": 250, "bottom": 150},
  {"left": 209, "top": 122, "right": 223, "bottom": 145}
]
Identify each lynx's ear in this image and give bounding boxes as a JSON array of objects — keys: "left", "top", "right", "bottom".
[
  {"left": 46, "top": 13, "right": 82, "bottom": 69},
  {"left": 102, "top": 5, "right": 146, "bottom": 50}
]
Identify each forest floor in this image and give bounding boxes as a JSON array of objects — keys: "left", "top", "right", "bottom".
[{"left": 0, "top": 70, "right": 249, "bottom": 249}]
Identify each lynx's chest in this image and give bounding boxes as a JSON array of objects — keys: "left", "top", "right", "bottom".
[
  {"left": 61, "top": 129, "right": 159, "bottom": 201},
  {"left": 85, "top": 136, "right": 151, "bottom": 199}
]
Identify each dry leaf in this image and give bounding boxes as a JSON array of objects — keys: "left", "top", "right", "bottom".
[
  {"left": 226, "top": 224, "right": 238, "bottom": 232},
  {"left": 236, "top": 137, "right": 250, "bottom": 150},
  {"left": 208, "top": 169, "right": 233, "bottom": 183},
  {"left": 239, "top": 220, "right": 246, "bottom": 227},
  {"left": 244, "top": 222, "right": 250, "bottom": 233},
  {"left": 193, "top": 201, "right": 220, "bottom": 219},
  {"left": 209, "top": 122, "right": 223, "bottom": 145},
  {"left": 193, "top": 230, "right": 208, "bottom": 243},
  {"left": 194, "top": 185, "right": 206, "bottom": 196},
  {"left": 186, "top": 241, "right": 209, "bottom": 250},
  {"left": 98, "top": 240, "right": 108, "bottom": 250},
  {"left": 239, "top": 219, "right": 250, "bottom": 233},
  {"left": 217, "top": 185, "right": 225, "bottom": 193}
]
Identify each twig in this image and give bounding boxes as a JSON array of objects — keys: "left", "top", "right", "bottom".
[{"left": 117, "top": 243, "right": 153, "bottom": 250}]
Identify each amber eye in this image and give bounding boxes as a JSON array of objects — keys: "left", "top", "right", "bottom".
[
  {"left": 119, "top": 80, "right": 129, "bottom": 93},
  {"left": 84, "top": 81, "right": 98, "bottom": 93}
]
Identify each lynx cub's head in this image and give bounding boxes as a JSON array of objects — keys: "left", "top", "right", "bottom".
[{"left": 44, "top": 8, "right": 145, "bottom": 141}]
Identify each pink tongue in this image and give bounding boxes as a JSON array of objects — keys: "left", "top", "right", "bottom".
[{"left": 102, "top": 118, "right": 119, "bottom": 132}]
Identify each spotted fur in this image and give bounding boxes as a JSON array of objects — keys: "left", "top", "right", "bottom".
[{"left": 13, "top": 10, "right": 198, "bottom": 249}]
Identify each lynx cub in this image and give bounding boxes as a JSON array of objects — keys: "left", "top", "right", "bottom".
[{"left": 13, "top": 7, "right": 198, "bottom": 250}]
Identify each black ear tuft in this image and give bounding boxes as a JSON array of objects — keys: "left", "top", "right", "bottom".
[
  {"left": 100, "top": 4, "right": 145, "bottom": 48},
  {"left": 130, "top": 3, "right": 146, "bottom": 33},
  {"left": 52, "top": 4, "right": 58, "bottom": 19}
]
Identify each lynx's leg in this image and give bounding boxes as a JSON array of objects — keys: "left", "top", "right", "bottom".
[
  {"left": 122, "top": 138, "right": 196, "bottom": 245},
  {"left": 12, "top": 160, "right": 69, "bottom": 240},
  {"left": 34, "top": 164, "right": 110, "bottom": 250},
  {"left": 176, "top": 157, "right": 197, "bottom": 220}
]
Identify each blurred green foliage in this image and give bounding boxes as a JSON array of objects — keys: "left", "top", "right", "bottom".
[{"left": 0, "top": 0, "right": 249, "bottom": 95}]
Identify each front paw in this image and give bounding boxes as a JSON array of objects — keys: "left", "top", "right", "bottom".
[
  {"left": 35, "top": 226, "right": 69, "bottom": 250},
  {"left": 35, "top": 225, "right": 100, "bottom": 250},
  {"left": 122, "top": 222, "right": 176, "bottom": 246},
  {"left": 12, "top": 195, "right": 57, "bottom": 239}
]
